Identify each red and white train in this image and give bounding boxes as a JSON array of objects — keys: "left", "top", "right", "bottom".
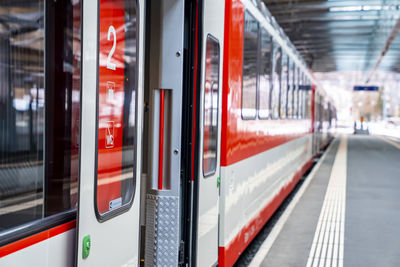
[{"left": 0, "top": 0, "right": 335, "bottom": 266}]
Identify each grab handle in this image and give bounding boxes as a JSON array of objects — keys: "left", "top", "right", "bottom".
[
  {"left": 152, "top": 88, "right": 172, "bottom": 191},
  {"left": 157, "top": 89, "right": 165, "bottom": 190}
]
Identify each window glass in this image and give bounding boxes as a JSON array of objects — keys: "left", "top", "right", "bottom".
[
  {"left": 280, "top": 53, "right": 288, "bottom": 118},
  {"left": 328, "top": 103, "right": 332, "bottom": 128},
  {"left": 0, "top": 0, "right": 81, "bottom": 232},
  {"left": 315, "top": 93, "right": 320, "bottom": 130},
  {"left": 287, "top": 60, "right": 293, "bottom": 118},
  {"left": 258, "top": 28, "right": 272, "bottom": 119},
  {"left": 299, "top": 73, "right": 304, "bottom": 119},
  {"left": 301, "top": 77, "right": 308, "bottom": 118},
  {"left": 293, "top": 67, "right": 299, "bottom": 118},
  {"left": 306, "top": 81, "right": 312, "bottom": 119},
  {"left": 300, "top": 75, "right": 307, "bottom": 118},
  {"left": 271, "top": 44, "right": 281, "bottom": 119},
  {"left": 203, "top": 36, "right": 220, "bottom": 177},
  {"left": 96, "top": 0, "right": 137, "bottom": 217},
  {"left": 242, "top": 11, "right": 258, "bottom": 119}
]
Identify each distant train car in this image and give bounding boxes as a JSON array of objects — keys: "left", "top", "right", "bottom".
[
  {"left": 313, "top": 87, "right": 336, "bottom": 156},
  {"left": 0, "top": 0, "right": 335, "bottom": 266}
]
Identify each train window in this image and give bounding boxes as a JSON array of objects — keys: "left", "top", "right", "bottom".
[
  {"left": 258, "top": 28, "right": 272, "bottom": 119},
  {"left": 95, "top": 0, "right": 138, "bottom": 219},
  {"left": 242, "top": 11, "right": 258, "bottom": 120},
  {"left": 303, "top": 75, "right": 308, "bottom": 118},
  {"left": 203, "top": 35, "right": 220, "bottom": 177},
  {"left": 302, "top": 77, "right": 309, "bottom": 118},
  {"left": 299, "top": 73, "right": 305, "bottom": 119},
  {"left": 306, "top": 86, "right": 312, "bottom": 119},
  {"left": 296, "top": 70, "right": 303, "bottom": 119},
  {"left": 271, "top": 43, "right": 281, "bottom": 119},
  {"left": 293, "top": 67, "right": 299, "bottom": 119},
  {"left": 280, "top": 53, "right": 288, "bottom": 118},
  {"left": 0, "top": 0, "right": 81, "bottom": 236},
  {"left": 328, "top": 103, "right": 332, "bottom": 128},
  {"left": 302, "top": 72, "right": 305, "bottom": 119},
  {"left": 287, "top": 60, "right": 293, "bottom": 118}
]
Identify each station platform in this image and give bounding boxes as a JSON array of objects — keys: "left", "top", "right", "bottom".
[{"left": 249, "top": 134, "right": 400, "bottom": 267}]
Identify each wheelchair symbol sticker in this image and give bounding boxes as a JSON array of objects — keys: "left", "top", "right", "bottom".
[{"left": 105, "top": 121, "right": 114, "bottom": 148}]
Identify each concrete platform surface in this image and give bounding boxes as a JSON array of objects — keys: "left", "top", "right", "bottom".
[{"left": 255, "top": 135, "right": 400, "bottom": 267}]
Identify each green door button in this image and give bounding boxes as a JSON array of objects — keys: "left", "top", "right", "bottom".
[{"left": 82, "top": 235, "right": 91, "bottom": 259}]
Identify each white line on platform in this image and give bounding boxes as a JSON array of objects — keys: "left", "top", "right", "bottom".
[
  {"left": 378, "top": 135, "right": 400, "bottom": 150},
  {"left": 248, "top": 139, "right": 336, "bottom": 267},
  {"left": 306, "top": 135, "right": 347, "bottom": 267}
]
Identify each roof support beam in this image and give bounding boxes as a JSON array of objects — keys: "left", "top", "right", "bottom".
[
  {"left": 276, "top": 10, "right": 400, "bottom": 23},
  {"left": 264, "top": 0, "right": 400, "bottom": 72},
  {"left": 267, "top": 0, "right": 395, "bottom": 12},
  {"left": 366, "top": 18, "right": 400, "bottom": 82}
]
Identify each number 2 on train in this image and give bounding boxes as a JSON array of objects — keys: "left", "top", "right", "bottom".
[{"left": 107, "top": 25, "right": 116, "bottom": 70}]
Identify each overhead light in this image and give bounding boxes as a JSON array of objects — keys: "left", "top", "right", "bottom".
[
  {"left": 330, "top": 6, "right": 362, "bottom": 12},
  {"left": 330, "top": 5, "right": 398, "bottom": 12},
  {"left": 362, "top": 5, "right": 382, "bottom": 11}
]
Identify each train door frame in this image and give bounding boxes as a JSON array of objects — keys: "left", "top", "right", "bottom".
[
  {"left": 179, "top": 0, "right": 203, "bottom": 265},
  {"left": 143, "top": 1, "right": 186, "bottom": 266},
  {"left": 76, "top": 0, "right": 145, "bottom": 266},
  {"left": 191, "top": 1, "right": 225, "bottom": 266}
]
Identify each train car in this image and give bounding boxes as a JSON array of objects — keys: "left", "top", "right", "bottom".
[
  {"left": 217, "top": 1, "right": 316, "bottom": 265},
  {"left": 0, "top": 0, "right": 145, "bottom": 266},
  {"left": 0, "top": 0, "right": 336, "bottom": 266},
  {"left": 313, "top": 87, "right": 336, "bottom": 156}
]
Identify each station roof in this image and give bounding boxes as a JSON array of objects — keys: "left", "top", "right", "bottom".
[{"left": 264, "top": 0, "right": 400, "bottom": 73}]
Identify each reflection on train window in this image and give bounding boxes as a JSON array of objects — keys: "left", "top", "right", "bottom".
[
  {"left": 203, "top": 35, "right": 220, "bottom": 177},
  {"left": 280, "top": 53, "right": 288, "bottom": 118},
  {"left": 258, "top": 28, "right": 272, "bottom": 119},
  {"left": 242, "top": 11, "right": 258, "bottom": 119},
  {"left": 0, "top": 0, "right": 81, "bottom": 233},
  {"left": 95, "top": 0, "right": 137, "bottom": 218},
  {"left": 287, "top": 59, "right": 293, "bottom": 118},
  {"left": 271, "top": 44, "right": 281, "bottom": 119}
]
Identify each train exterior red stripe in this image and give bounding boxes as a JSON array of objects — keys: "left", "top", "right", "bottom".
[
  {"left": 221, "top": 0, "right": 312, "bottom": 167},
  {"left": 218, "top": 159, "right": 313, "bottom": 267},
  {"left": 221, "top": 0, "right": 244, "bottom": 167},
  {"left": 0, "top": 220, "right": 76, "bottom": 258}
]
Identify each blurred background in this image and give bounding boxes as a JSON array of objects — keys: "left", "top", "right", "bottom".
[{"left": 265, "top": 0, "right": 400, "bottom": 138}]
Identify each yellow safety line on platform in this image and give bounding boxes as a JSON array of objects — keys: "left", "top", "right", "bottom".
[
  {"left": 249, "top": 137, "right": 337, "bottom": 267},
  {"left": 306, "top": 135, "right": 347, "bottom": 267}
]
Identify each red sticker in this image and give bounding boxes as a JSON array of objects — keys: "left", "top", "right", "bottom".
[{"left": 97, "top": 0, "right": 126, "bottom": 214}]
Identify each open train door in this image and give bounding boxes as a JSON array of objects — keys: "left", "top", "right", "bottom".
[
  {"left": 76, "top": 0, "right": 145, "bottom": 266},
  {"left": 193, "top": 1, "right": 225, "bottom": 266}
]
